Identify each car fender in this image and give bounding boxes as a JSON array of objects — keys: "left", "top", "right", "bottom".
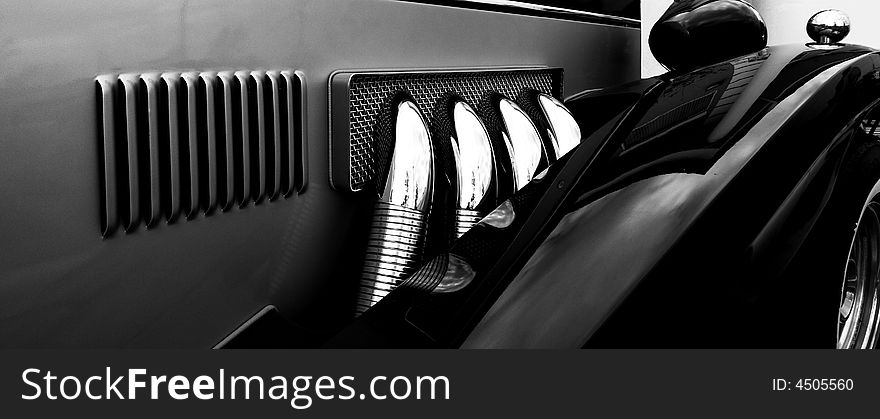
[{"left": 462, "top": 50, "right": 880, "bottom": 348}]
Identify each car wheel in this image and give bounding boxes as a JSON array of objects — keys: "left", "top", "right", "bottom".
[
  {"left": 767, "top": 131, "right": 880, "bottom": 348},
  {"left": 816, "top": 133, "right": 880, "bottom": 349},
  {"left": 837, "top": 172, "right": 880, "bottom": 349}
]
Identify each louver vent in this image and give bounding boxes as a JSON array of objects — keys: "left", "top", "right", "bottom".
[{"left": 96, "top": 70, "right": 308, "bottom": 237}]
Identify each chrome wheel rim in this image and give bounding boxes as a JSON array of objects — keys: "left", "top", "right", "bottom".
[{"left": 838, "top": 201, "right": 880, "bottom": 349}]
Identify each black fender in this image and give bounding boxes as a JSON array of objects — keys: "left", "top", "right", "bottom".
[{"left": 469, "top": 48, "right": 880, "bottom": 348}]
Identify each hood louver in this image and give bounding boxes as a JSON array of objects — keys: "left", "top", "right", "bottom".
[{"left": 96, "top": 70, "right": 308, "bottom": 237}]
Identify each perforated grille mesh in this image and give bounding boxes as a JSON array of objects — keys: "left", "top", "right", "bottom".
[{"left": 346, "top": 69, "right": 563, "bottom": 190}]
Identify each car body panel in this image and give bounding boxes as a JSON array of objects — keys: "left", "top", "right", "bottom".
[{"left": 0, "top": 0, "right": 638, "bottom": 347}]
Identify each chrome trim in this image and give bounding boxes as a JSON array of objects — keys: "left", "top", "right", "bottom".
[
  {"left": 407, "top": 0, "right": 640, "bottom": 26},
  {"left": 455, "top": 208, "right": 484, "bottom": 239},
  {"left": 213, "top": 305, "right": 277, "bottom": 349},
  {"left": 433, "top": 254, "right": 477, "bottom": 294},
  {"left": 533, "top": 166, "right": 550, "bottom": 181},
  {"left": 479, "top": 199, "right": 516, "bottom": 229}
]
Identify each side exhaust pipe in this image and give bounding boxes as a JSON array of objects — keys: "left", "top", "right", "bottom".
[
  {"left": 356, "top": 95, "right": 434, "bottom": 315},
  {"left": 451, "top": 100, "right": 496, "bottom": 238},
  {"left": 480, "top": 93, "right": 548, "bottom": 200},
  {"left": 518, "top": 89, "right": 582, "bottom": 161},
  {"left": 434, "top": 95, "right": 498, "bottom": 240}
]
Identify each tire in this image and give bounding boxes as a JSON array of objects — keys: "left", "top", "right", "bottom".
[{"left": 834, "top": 137, "right": 880, "bottom": 349}]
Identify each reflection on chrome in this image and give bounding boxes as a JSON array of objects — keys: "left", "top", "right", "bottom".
[
  {"left": 499, "top": 98, "right": 544, "bottom": 191},
  {"left": 381, "top": 101, "right": 434, "bottom": 211},
  {"left": 538, "top": 93, "right": 581, "bottom": 158},
  {"left": 357, "top": 99, "right": 433, "bottom": 315},
  {"left": 452, "top": 100, "right": 495, "bottom": 238},
  {"left": 807, "top": 9, "right": 850, "bottom": 45},
  {"left": 452, "top": 101, "right": 494, "bottom": 210},
  {"left": 534, "top": 166, "right": 550, "bottom": 181},
  {"left": 433, "top": 254, "right": 477, "bottom": 294},
  {"left": 478, "top": 199, "right": 515, "bottom": 229}
]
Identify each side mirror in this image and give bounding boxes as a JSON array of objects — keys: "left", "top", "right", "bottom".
[{"left": 649, "top": 0, "right": 767, "bottom": 72}]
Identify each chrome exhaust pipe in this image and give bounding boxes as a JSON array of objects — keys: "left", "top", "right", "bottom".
[
  {"left": 448, "top": 100, "right": 496, "bottom": 238},
  {"left": 356, "top": 96, "right": 433, "bottom": 315},
  {"left": 497, "top": 96, "right": 546, "bottom": 191},
  {"left": 518, "top": 90, "right": 582, "bottom": 161},
  {"left": 535, "top": 93, "right": 581, "bottom": 158},
  {"left": 431, "top": 94, "right": 497, "bottom": 244},
  {"left": 480, "top": 93, "right": 547, "bottom": 199}
]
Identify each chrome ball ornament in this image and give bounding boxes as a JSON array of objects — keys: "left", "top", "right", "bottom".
[{"left": 807, "top": 10, "right": 851, "bottom": 45}]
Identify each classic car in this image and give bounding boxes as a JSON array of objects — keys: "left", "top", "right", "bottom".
[{"left": 0, "top": 0, "right": 876, "bottom": 349}]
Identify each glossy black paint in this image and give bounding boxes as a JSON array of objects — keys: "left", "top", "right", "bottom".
[
  {"left": 473, "top": 47, "right": 880, "bottom": 348},
  {"left": 330, "top": 44, "right": 880, "bottom": 348},
  {"left": 587, "top": 120, "right": 880, "bottom": 347},
  {"left": 649, "top": 0, "right": 767, "bottom": 72}
]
